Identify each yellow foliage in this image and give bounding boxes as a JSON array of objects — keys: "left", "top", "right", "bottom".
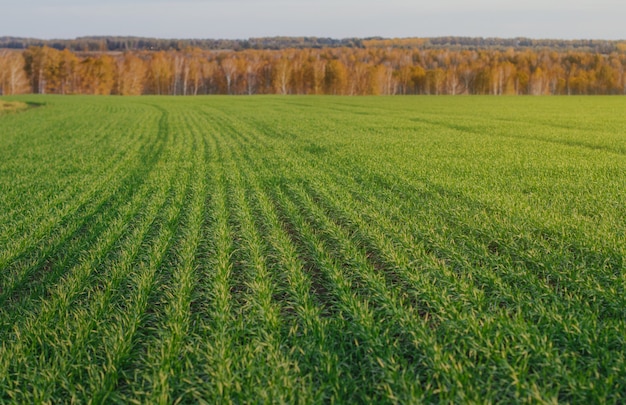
[{"left": 0, "top": 101, "right": 28, "bottom": 113}]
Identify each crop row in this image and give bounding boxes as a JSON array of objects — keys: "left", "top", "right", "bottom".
[{"left": 0, "top": 95, "right": 624, "bottom": 403}]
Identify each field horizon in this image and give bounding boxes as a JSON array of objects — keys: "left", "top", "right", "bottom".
[{"left": 1, "top": 95, "right": 625, "bottom": 403}]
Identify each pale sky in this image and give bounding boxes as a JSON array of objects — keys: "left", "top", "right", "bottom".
[{"left": 1, "top": 0, "right": 625, "bottom": 40}]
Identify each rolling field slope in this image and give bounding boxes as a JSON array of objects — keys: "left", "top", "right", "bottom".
[{"left": 0, "top": 95, "right": 625, "bottom": 403}]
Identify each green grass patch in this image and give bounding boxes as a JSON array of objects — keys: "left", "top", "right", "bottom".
[{"left": 0, "top": 95, "right": 625, "bottom": 403}]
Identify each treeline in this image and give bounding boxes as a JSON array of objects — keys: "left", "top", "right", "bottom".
[
  {"left": 2, "top": 36, "right": 626, "bottom": 53},
  {"left": 2, "top": 46, "right": 626, "bottom": 96},
  {"left": 364, "top": 37, "right": 625, "bottom": 53},
  {"left": 0, "top": 36, "right": 363, "bottom": 52}
]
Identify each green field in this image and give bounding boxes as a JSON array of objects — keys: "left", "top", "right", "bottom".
[{"left": 0, "top": 95, "right": 625, "bottom": 403}]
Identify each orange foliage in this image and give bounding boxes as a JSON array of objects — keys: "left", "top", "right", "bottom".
[{"left": 9, "top": 46, "right": 626, "bottom": 96}]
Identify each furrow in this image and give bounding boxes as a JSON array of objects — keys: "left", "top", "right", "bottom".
[
  {"left": 137, "top": 110, "right": 208, "bottom": 404},
  {"left": 220, "top": 107, "right": 601, "bottom": 324},
  {"left": 107, "top": 109, "right": 196, "bottom": 403},
  {"left": 272, "top": 184, "right": 425, "bottom": 403},
  {"left": 309, "top": 160, "right": 615, "bottom": 323},
  {"left": 0, "top": 113, "right": 142, "bottom": 238},
  {"left": 209, "top": 111, "right": 359, "bottom": 400},
  {"left": 244, "top": 174, "right": 343, "bottom": 400},
  {"left": 216, "top": 118, "right": 308, "bottom": 402},
  {"left": 0, "top": 168, "right": 172, "bottom": 401},
  {"left": 192, "top": 134, "right": 239, "bottom": 402},
  {"left": 0, "top": 110, "right": 163, "bottom": 300},
  {"left": 0, "top": 107, "right": 177, "bottom": 402},
  {"left": 77, "top": 123, "right": 191, "bottom": 404},
  {"left": 0, "top": 138, "right": 165, "bottom": 315}
]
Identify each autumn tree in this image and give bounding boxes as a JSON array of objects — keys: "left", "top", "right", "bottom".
[
  {"left": 271, "top": 56, "right": 291, "bottom": 95},
  {"left": 23, "top": 46, "right": 53, "bottom": 94},
  {"left": 79, "top": 55, "right": 116, "bottom": 95},
  {"left": 202, "top": 59, "right": 220, "bottom": 94},
  {"left": 302, "top": 53, "right": 326, "bottom": 95},
  {"left": 220, "top": 56, "right": 239, "bottom": 95},
  {"left": 55, "top": 50, "right": 79, "bottom": 94},
  {"left": 324, "top": 59, "right": 348, "bottom": 95},
  {"left": 394, "top": 56, "right": 414, "bottom": 95},
  {"left": 146, "top": 51, "right": 173, "bottom": 95},
  {"left": 115, "top": 53, "right": 146, "bottom": 95},
  {"left": 0, "top": 51, "right": 29, "bottom": 95}
]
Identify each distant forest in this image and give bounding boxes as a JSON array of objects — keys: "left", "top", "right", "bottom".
[
  {"left": 1, "top": 36, "right": 626, "bottom": 96},
  {"left": 1, "top": 36, "right": 624, "bottom": 53}
]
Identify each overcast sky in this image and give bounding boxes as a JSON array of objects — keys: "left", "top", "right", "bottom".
[{"left": 2, "top": 0, "right": 625, "bottom": 40}]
